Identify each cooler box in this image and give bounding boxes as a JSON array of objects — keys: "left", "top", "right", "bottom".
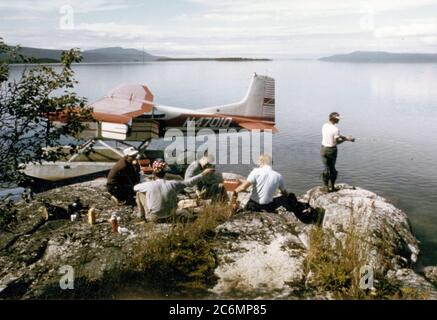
[
  {"left": 139, "top": 159, "right": 153, "bottom": 174},
  {"left": 224, "top": 179, "right": 241, "bottom": 192}
]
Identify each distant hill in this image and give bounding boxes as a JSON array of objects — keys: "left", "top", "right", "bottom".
[
  {"left": 320, "top": 51, "right": 437, "bottom": 63},
  {"left": 0, "top": 47, "right": 64, "bottom": 63},
  {"left": 1, "top": 45, "right": 270, "bottom": 63},
  {"left": 82, "top": 47, "right": 161, "bottom": 62},
  {"left": 1, "top": 46, "right": 162, "bottom": 63}
]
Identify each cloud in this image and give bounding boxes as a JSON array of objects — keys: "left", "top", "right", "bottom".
[
  {"left": 374, "top": 22, "right": 437, "bottom": 38},
  {"left": 187, "top": 0, "right": 437, "bottom": 17},
  {"left": 0, "top": 0, "right": 132, "bottom": 13},
  {"left": 1, "top": 13, "right": 42, "bottom": 21},
  {"left": 73, "top": 23, "right": 161, "bottom": 39},
  {"left": 3, "top": 0, "right": 437, "bottom": 56},
  {"left": 421, "top": 36, "right": 437, "bottom": 44}
]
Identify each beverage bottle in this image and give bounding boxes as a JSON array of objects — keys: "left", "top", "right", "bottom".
[
  {"left": 88, "top": 207, "right": 96, "bottom": 225},
  {"left": 110, "top": 214, "right": 118, "bottom": 233}
]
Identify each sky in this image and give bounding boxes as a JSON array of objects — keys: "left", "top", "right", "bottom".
[{"left": 1, "top": 0, "right": 437, "bottom": 58}]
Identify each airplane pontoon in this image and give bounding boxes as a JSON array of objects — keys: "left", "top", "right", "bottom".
[{"left": 24, "top": 73, "right": 276, "bottom": 182}]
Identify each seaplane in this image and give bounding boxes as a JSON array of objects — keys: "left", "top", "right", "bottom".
[{"left": 24, "top": 73, "right": 276, "bottom": 182}]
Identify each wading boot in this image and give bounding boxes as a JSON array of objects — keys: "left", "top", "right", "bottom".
[
  {"left": 329, "top": 181, "right": 339, "bottom": 192},
  {"left": 321, "top": 172, "right": 330, "bottom": 192}
]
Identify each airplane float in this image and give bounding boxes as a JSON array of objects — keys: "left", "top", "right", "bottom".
[{"left": 24, "top": 73, "right": 276, "bottom": 182}]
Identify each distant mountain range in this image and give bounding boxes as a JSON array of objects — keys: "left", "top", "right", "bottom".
[
  {"left": 320, "top": 51, "right": 437, "bottom": 63},
  {"left": 1, "top": 46, "right": 270, "bottom": 63},
  {"left": 1, "top": 46, "right": 162, "bottom": 63},
  {"left": 81, "top": 47, "right": 162, "bottom": 62}
]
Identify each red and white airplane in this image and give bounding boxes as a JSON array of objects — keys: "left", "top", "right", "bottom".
[
  {"left": 25, "top": 74, "right": 276, "bottom": 181},
  {"left": 81, "top": 73, "right": 276, "bottom": 141}
]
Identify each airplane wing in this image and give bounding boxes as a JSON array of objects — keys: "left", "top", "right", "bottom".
[{"left": 91, "top": 84, "right": 154, "bottom": 124}]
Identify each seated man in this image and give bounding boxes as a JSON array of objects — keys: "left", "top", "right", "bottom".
[
  {"left": 184, "top": 154, "right": 226, "bottom": 201},
  {"left": 134, "top": 160, "right": 214, "bottom": 222},
  {"left": 106, "top": 147, "right": 140, "bottom": 205},
  {"left": 232, "top": 154, "right": 297, "bottom": 213}
]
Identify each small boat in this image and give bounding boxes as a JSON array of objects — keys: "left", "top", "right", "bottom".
[
  {"left": 23, "top": 141, "right": 165, "bottom": 182},
  {"left": 24, "top": 161, "right": 115, "bottom": 182}
]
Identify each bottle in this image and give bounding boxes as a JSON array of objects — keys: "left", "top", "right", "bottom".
[
  {"left": 88, "top": 207, "right": 96, "bottom": 225},
  {"left": 110, "top": 214, "right": 118, "bottom": 233}
]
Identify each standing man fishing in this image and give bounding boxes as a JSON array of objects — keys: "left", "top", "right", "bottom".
[{"left": 321, "top": 112, "right": 355, "bottom": 192}]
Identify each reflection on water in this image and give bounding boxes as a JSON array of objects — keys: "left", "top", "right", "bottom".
[
  {"left": 9, "top": 60, "right": 437, "bottom": 265},
  {"left": 371, "top": 64, "right": 437, "bottom": 106}
]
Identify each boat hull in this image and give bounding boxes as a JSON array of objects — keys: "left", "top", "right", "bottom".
[{"left": 24, "top": 162, "right": 114, "bottom": 182}]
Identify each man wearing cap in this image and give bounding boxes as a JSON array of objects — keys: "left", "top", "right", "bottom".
[
  {"left": 321, "top": 112, "right": 355, "bottom": 192},
  {"left": 134, "top": 160, "right": 215, "bottom": 222},
  {"left": 106, "top": 147, "right": 140, "bottom": 204},
  {"left": 184, "top": 154, "right": 226, "bottom": 201}
]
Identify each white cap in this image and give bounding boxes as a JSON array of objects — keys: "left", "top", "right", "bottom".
[
  {"left": 123, "top": 147, "right": 139, "bottom": 157},
  {"left": 329, "top": 112, "right": 341, "bottom": 120}
]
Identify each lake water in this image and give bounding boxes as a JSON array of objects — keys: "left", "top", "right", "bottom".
[{"left": 9, "top": 60, "right": 437, "bottom": 265}]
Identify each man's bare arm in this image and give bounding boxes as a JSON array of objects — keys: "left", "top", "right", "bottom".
[
  {"left": 234, "top": 180, "right": 252, "bottom": 194},
  {"left": 336, "top": 135, "right": 355, "bottom": 144},
  {"left": 279, "top": 187, "right": 288, "bottom": 196}
]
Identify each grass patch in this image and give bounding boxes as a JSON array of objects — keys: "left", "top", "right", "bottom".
[
  {"left": 304, "top": 221, "right": 428, "bottom": 299},
  {"left": 132, "top": 202, "right": 233, "bottom": 294}
]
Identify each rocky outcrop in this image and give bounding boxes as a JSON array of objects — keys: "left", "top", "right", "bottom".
[
  {"left": 211, "top": 211, "right": 310, "bottom": 299},
  {"left": 0, "top": 179, "right": 435, "bottom": 299},
  {"left": 307, "top": 184, "right": 437, "bottom": 298},
  {"left": 424, "top": 266, "right": 437, "bottom": 286},
  {"left": 211, "top": 184, "right": 436, "bottom": 299},
  {"left": 0, "top": 179, "right": 146, "bottom": 299},
  {"left": 387, "top": 269, "right": 437, "bottom": 299},
  {"left": 301, "top": 184, "right": 420, "bottom": 271}
]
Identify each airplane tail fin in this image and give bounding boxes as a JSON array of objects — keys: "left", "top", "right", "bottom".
[{"left": 200, "top": 74, "right": 275, "bottom": 122}]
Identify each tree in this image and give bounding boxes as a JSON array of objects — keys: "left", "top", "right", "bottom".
[
  {"left": 0, "top": 37, "right": 92, "bottom": 185},
  {"left": 0, "top": 38, "right": 93, "bottom": 229}
]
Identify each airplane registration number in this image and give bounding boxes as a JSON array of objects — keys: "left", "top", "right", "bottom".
[{"left": 183, "top": 117, "right": 233, "bottom": 128}]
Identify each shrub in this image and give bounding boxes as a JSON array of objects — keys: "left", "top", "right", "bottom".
[
  {"left": 305, "top": 223, "right": 428, "bottom": 299},
  {"left": 132, "top": 202, "right": 233, "bottom": 293}
]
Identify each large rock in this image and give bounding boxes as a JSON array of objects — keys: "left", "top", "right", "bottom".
[
  {"left": 0, "top": 179, "right": 149, "bottom": 299},
  {"left": 301, "top": 184, "right": 420, "bottom": 271},
  {"left": 424, "top": 266, "right": 437, "bottom": 286},
  {"left": 387, "top": 269, "right": 437, "bottom": 299},
  {"left": 211, "top": 211, "right": 311, "bottom": 299}
]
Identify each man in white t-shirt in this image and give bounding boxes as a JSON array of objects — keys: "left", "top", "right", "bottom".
[
  {"left": 321, "top": 112, "right": 355, "bottom": 192},
  {"left": 232, "top": 154, "right": 297, "bottom": 212}
]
